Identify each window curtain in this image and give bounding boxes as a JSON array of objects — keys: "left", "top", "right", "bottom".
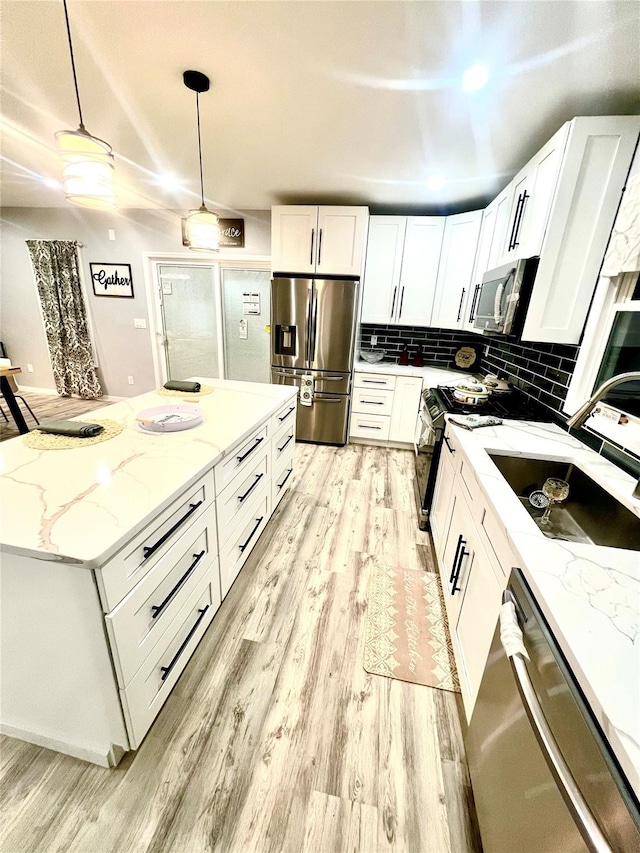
[{"left": 26, "top": 240, "right": 102, "bottom": 399}]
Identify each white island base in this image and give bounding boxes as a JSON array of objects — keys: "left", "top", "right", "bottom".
[{"left": 0, "top": 379, "right": 297, "bottom": 766}]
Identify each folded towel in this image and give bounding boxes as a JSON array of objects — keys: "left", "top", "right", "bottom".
[
  {"left": 300, "top": 374, "right": 314, "bottom": 407},
  {"left": 38, "top": 420, "right": 104, "bottom": 438},
  {"left": 163, "top": 380, "right": 201, "bottom": 393}
]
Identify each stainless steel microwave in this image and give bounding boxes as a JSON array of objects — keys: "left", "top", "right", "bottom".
[{"left": 473, "top": 257, "right": 539, "bottom": 336}]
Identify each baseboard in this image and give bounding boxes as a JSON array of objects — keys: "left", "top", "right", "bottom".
[
  {"left": 15, "top": 385, "right": 124, "bottom": 403},
  {"left": 0, "top": 722, "right": 126, "bottom": 767},
  {"left": 349, "top": 437, "right": 414, "bottom": 450}
]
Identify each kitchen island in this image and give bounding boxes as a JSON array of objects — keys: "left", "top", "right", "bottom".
[
  {"left": 433, "top": 417, "right": 640, "bottom": 799},
  {"left": 0, "top": 379, "right": 297, "bottom": 765}
]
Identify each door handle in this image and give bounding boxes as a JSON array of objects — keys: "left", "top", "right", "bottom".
[
  {"left": 239, "top": 517, "right": 264, "bottom": 553},
  {"left": 398, "top": 287, "right": 405, "bottom": 319},
  {"left": 309, "top": 287, "right": 318, "bottom": 363},
  {"left": 443, "top": 434, "right": 455, "bottom": 454},
  {"left": 500, "top": 598, "right": 614, "bottom": 853},
  {"left": 276, "top": 468, "right": 293, "bottom": 491},
  {"left": 317, "top": 228, "right": 323, "bottom": 265},
  {"left": 451, "top": 544, "right": 468, "bottom": 594},
  {"left": 309, "top": 228, "right": 315, "bottom": 266},
  {"left": 142, "top": 500, "right": 203, "bottom": 561},
  {"left": 457, "top": 288, "right": 466, "bottom": 322},
  {"left": 508, "top": 193, "right": 523, "bottom": 251},
  {"left": 512, "top": 190, "right": 529, "bottom": 250},
  {"left": 361, "top": 400, "right": 385, "bottom": 405},
  {"left": 151, "top": 550, "right": 206, "bottom": 619},
  {"left": 160, "top": 605, "right": 210, "bottom": 682},
  {"left": 449, "top": 534, "right": 464, "bottom": 584},
  {"left": 277, "top": 434, "right": 294, "bottom": 453},
  {"left": 315, "top": 397, "right": 342, "bottom": 403},
  {"left": 468, "top": 284, "right": 481, "bottom": 322},
  {"left": 278, "top": 406, "right": 296, "bottom": 421},
  {"left": 237, "top": 436, "right": 264, "bottom": 464},
  {"left": 237, "top": 473, "right": 264, "bottom": 503},
  {"left": 390, "top": 286, "right": 398, "bottom": 319}
]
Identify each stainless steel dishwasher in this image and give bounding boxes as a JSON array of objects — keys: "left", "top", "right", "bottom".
[{"left": 465, "top": 569, "right": 640, "bottom": 853}]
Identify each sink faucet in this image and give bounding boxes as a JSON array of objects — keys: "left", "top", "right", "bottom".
[{"left": 566, "top": 370, "right": 640, "bottom": 499}]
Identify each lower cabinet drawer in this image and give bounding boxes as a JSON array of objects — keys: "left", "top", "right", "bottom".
[
  {"left": 354, "top": 372, "right": 396, "bottom": 391},
  {"left": 271, "top": 399, "right": 296, "bottom": 435},
  {"left": 349, "top": 412, "right": 391, "bottom": 441},
  {"left": 219, "top": 487, "right": 270, "bottom": 599},
  {"left": 272, "top": 419, "right": 295, "bottom": 467},
  {"left": 105, "top": 507, "right": 218, "bottom": 688},
  {"left": 214, "top": 423, "right": 269, "bottom": 494},
  {"left": 216, "top": 450, "right": 269, "bottom": 548},
  {"left": 352, "top": 387, "right": 394, "bottom": 416},
  {"left": 272, "top": 450, "right": 294, "bottom": 510},
  {"left": 96, "top": 469, "right": 215, "bottom": 613},
  {"left": 120, "top": 570, "right": 218, "bottom": 749}
]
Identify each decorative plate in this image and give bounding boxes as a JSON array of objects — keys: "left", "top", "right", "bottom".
[{"left": 136, "top": 404, "right": 204, "bottom": 433}]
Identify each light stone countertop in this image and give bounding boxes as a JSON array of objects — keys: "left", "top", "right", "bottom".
[
  {"left": 354, "top": 359, "right": 473, "bottom": 386},
  {"left": 447, "top": 417, "right": 640, "bottom": 798},
  {"left": 0, "top": 379, "right": 296, "bottom": 569}
]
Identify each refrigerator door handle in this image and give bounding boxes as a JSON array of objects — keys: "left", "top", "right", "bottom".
[
  {"left": 502, "top": 616, "right": 614, "bottom": 853},
  {"left": 319, "top": 375, "right": 346, "bottom": 381},
  {"left": 313, "top": 397, "right": 342, "bottom": 403},
  {"left": 273, "top": 369, "right": 299, "bottom": 378},
  {"left": 305, "top": 281, "right": 313, "bottom": 364},
  {"left": 309, "top": 285, "right": 319, "bottom": 364}
]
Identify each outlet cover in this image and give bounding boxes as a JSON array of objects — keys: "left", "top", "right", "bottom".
[
  {"left": 371, "top": 335, "right": 378, "bottom": 347},
  {"left": 127, "top": 375, "right": 134, "bottom": 385},
  {"left": 134, "top": 318, "right": 147, "bottom": 329},
  {"left": 27, "top": 363, "right": 34, "bottom": 372}
]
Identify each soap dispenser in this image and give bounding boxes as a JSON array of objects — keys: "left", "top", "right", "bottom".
[
  {"left": 398, "top": 343, "right": 410, "bottom": 365},
  {"left": 411, "top": 344, "right": 424, "bottom": 367}
]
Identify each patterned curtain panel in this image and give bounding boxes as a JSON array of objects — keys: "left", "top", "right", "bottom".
[{"left": 26, "top": 240, "right": 103, "bottom": 399}]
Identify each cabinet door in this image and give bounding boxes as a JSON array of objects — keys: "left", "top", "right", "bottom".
[
  {"left": 520, "top": 123, "right": 570, "bottom": 257},
  {"left": 487, "top": 185, "right": 513, "bottom": 270},
  {"left": 431, "top": 210, "right": 482, "bottom": 330},
  {"left": 429, "top": 436, "right": 457, "bottom": 557},
  {"left": 396, "top": 217, "right": 445, "bottom": 326},
  {"left": 439, "top": 491, "right": 474, "bottom": 628},
  {"left": 463, "top": 203, "right": 497, "bottom": 331},
  {"left": 500, "top": 166, "right": 533, "bottom": 264},
  {"left": 522, "top": 116, "right": 640, "bottom": 344},
  {"left": 316, "top": 206, "right": 368, "bottom": 277},
  {"left": 271, "top": 205, "right": 317, "bottom": 275},
  {"left": 454, "top": 530, "right": 502, "bottom": 720},
  {"left": 388, "top": 376, "right": 423, "bottom": 443},
  {"left": 361, "top": 216, "right": 406, "bottom": 324}
]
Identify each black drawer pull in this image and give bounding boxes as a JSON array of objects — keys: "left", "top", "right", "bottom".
[
  {"left": 160, "top": 604, "right": 210, "bottom": 682},
  {"left": 359, "top": 424, "right": 381, "bottom": 430},
  {"left": 362, "top": 400, "right": 384, "bottom": 405},
  {"left": 238, "top": 473, "right": 264, "bottom": 503},
  {"left": 277, "top": 434, "right": 294, "bottom": 453},
  {"left": 443, "top": 435, "right": 455, "bottom": 454},
  {"left": 449, "top": 534, "right": 464, "bottom": 584},
  {"left": 142, "top": 500, "right": 203, "bottom": 561},
  {"left": 237, "top": 436, "right": 264, "bottom": 464},
  {"left": 278, "top": 406, "right": 295, "bottom": 422},
  {"left": 151, "top": 550, "right": 206, "bottom": 619},
  {"left": 239, "top": 517, "right": 264, "bottom": 552},
  {"left": 277, "top": 468, "right": 293, "bottom": 491},
  {"left": 362, "top": 379, "right": 386, "bottom": 385}
]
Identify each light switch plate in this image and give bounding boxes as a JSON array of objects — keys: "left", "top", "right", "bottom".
[{"left": 134, "top": 318, "right": 147, "bottom": 329}]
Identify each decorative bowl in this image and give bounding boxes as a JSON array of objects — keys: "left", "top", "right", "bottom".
[{"left": 360, "top": 349, "right": 386, "bottom": 364}]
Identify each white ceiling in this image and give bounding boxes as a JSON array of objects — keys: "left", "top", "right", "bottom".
[{"left": 2, "top": 1, "right": 639, "bottom": 213}]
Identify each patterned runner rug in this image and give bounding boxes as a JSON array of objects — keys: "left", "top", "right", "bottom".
[{"left": 363, "top": 562, "right": 460, "bottom": 692}]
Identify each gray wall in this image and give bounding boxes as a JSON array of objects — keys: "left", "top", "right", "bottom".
[{"left": 0, "top": 207, "right": 270, "bottom": 397}]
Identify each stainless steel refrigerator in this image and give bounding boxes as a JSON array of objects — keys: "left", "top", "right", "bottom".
[{"left": 271, "top": 276, "right": 359, "bottom": 445}]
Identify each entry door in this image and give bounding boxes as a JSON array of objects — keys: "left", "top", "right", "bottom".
[
  {"left": 158, "top": 265, "right": 220, "bottom": 381},
  {"left": 221, "top": 268, "right": 271, "bottom": 383}
]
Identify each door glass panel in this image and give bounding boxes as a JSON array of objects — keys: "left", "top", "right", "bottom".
[
  {"left": 159, "top": 265, "right": 219, "bottom": 380},
  {"left": 221, "top": 268, "right": 271, "bottom": 383},
  {"left": 595, "top": 311, "right": 640, "bottom": 416}
]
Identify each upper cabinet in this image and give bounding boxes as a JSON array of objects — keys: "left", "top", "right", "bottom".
[
  {"left": 361, "top": 216, "right": 445, "bottom": 326},
  {"left": 520, "top": 116, "right": 640, "bottom": 343},
  {"left": 431, "top": 210, "right": 482, "bottom": 330},
  {"left": 271, "top": 205, "right": 368, "bottom": 277}
]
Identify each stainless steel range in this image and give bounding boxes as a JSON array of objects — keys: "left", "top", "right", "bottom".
[{"left": 414, "top": 386, "right": 549, "bottom": 530}]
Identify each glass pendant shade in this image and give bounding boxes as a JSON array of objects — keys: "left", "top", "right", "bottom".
[
  {"left": 55, "top": 128, "right": 117, "bottom": 209},
  {"left": 186, "top": 205, "right": 220, "bottom": 252}
]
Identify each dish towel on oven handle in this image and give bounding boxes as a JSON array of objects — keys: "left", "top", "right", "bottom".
[{"left": 300, "top": 374, "right": 314, "bottom": 407}]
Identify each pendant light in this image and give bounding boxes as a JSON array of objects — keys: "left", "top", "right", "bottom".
[
  {"left": 183, "top": 70, "right": 220, "bottom": 252},
  {"left": 55, "top": 0, "right": 117, "bottom": 209}
]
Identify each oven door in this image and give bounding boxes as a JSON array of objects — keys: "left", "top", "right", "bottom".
[{"left": 414, "top": 391, "right": 445, "bottom": 530}]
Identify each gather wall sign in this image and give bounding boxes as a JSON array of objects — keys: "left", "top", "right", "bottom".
[{"left": 90, "top": 263, "right": 134, "bottom": 298}]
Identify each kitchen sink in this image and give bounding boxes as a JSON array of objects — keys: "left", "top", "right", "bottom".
[{"left": 488, "top": 453, "right": 640, "bottom": 551}]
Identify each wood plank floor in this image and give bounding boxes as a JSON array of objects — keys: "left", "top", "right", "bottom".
[
  {"left": 0, "top": 390, "right": 104, "bottom": 442},
  {"left": 0, "top": 438, "right": 483, "bottom": 853}
]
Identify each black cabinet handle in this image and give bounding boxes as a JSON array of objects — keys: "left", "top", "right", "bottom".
[
  {"left": 142, "top": 500, "right": 203, "bottom": 561},
  {"left": 362, "top": 400, "right": 384, "bottom": 405},
  {"left": 468, "top": 283, "right": 481, "bottom": 323},
  {"left": 160, "top": 605, "right": 210, "bottom": 682},
  {"left": 512, "top": 190, "right": 529, "bottom": 249},
  {"left": 309, "top": 229, "right": 315, "bottom": 265},
  {"left": 359, "top": 424, "right": 381, "bottom": 430},
  {"left": 508, "top": 193, "right": 523, "bottom": 251},
  {"left": 277, "top": 434, "right": 294, "bottom": 453},
  {"left": 362, "top": 379, "right": 387, "bottom": 385},
  {"left": 278, "top": 406, "right": 295, "bottom": 422},
  {"left": 451, "top": 546, "right": 468, "bottom": 594},
  {"left": 239, "top": 517, "right": 264, "bottom": 553},
  {"left": 398, "top": 287, "right": 405, "bottom": 319},
  {"left": 237, "top": 436, "right": 264, "bottom": 464},
  {"left": 238, "top": 473, "right": 264, "bottom": 503},
  {"left": 151, "top": 550, "right": 206, "bottom": 619},
  {"left": 443, "top": 434, "right": 455, "bottom": 454},
  {"left": 277, "top": 468, "right": 293, "bottom": 491},
  {"left": 456, "top": 288, "right": 466, "bottom": 322},
  {"left": 318, "top": 228, "right": 323, "bottom": 265},
  {"left": 449, "top": 534, "right": 464, "bottom": 584},
  {"left": 390, "top": 286, "right": 398, "bottom": 318}
]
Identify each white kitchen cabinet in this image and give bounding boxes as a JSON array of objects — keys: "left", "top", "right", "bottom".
[
  {"left": 361, "top": 216, "right": 444, "bottom": 326},
  {"left": 429, "top": 427, "right": 458, "bottom": 558},
  {"left": 487, "top": 185, "right": 513, "bottom": 271},
  {"left": 271, "top": 205, "right": 368, "bottom": 277},
  {"left": 521, "top": 116, "right": 640, "bottom": 343},
  {"left": 431, "top": 210, "right": 482, "bottom": 330},
  {"left": 388, "top": 376, "right": 423, "bottom": 443}
]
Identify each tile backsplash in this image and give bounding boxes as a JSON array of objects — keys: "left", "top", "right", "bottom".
[
  {"left": 482, "top": 338, "right": 580, "bottom": 415},
  {"left": 359, "top": 324, "right": 479, "bottom": 368}
]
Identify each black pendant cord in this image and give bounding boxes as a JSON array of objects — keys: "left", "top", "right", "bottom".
[
  {"left": 196, "top": 92, "right": 205, "bottom": 207},
  {"left": 62, "top": 0, "right": 85, "bottom": 131}
]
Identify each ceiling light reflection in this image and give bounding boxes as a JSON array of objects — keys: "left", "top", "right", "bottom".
[{"left": 462, "top": 65, "right": 489, "bottom": 92}]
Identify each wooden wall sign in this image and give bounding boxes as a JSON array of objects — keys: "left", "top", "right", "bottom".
[
  {"left": 181, "top": 218, "right": 245, "bottom": 248},
  {"left": 90, "top": 263, "right": 134, "bottom": 298}
]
